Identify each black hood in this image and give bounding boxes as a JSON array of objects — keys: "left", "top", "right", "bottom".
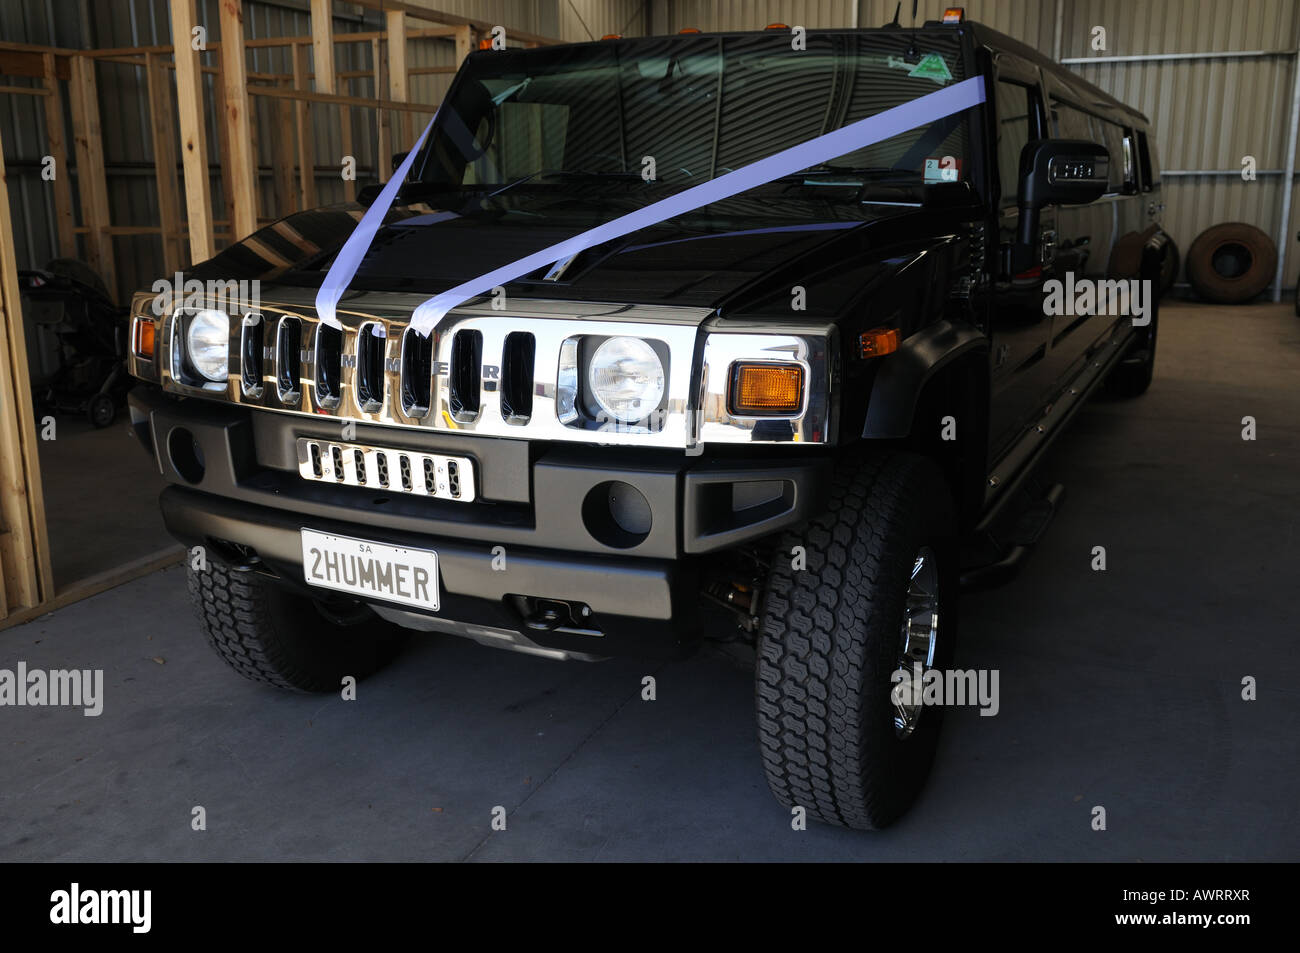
[{"left": 189, "top": 187, "right": 927, "bottom": 311}]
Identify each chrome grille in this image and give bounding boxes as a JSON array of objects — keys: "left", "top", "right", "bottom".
[
  {"left": 151, "top": 295, "right": 830, "bottom": 448},
  {"left": 296, "top": 438, "right": 475, "bottom": 501}
]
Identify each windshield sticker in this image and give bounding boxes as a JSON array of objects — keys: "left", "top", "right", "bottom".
[
  {"left": 924, "top": 156, "right": 963, "bottom": 183},
  {"left": 908, "top": 53, "right": 953, "bottom": 84}
]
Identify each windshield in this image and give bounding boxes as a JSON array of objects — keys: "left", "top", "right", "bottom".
[{"left": 414, "top": 30, "right": 974, "bottom": 210}]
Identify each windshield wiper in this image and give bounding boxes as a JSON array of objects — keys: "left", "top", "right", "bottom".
[
  {"left": 774, "top": 166, "right": 917, "bottom": 183},
  {"left": 531, "top": 169, "right": 644, "bottom": 181}
]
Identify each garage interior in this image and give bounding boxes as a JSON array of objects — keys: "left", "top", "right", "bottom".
[{"left": 1, "top": 0, "right": 1297, "bottom": 861}]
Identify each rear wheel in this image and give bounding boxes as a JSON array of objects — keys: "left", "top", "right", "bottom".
[
  {"left": 1105, "top": 282, "right": 1159, "bottom": 398},
  {"left": 755, "top": 452, "right": 957, "bottom": 830},
  {"left": 188, "top": 560, "right": 405, "bottom": 692}
]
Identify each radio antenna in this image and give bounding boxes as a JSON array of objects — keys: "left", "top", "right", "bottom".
[{"left": 905, "top": 0, "right": 920, "bottom": 62}]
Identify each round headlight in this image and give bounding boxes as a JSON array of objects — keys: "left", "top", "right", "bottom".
[
  {"left": 588, "top": 337, "right": 665, "bottom": 424},
  {"left": 186, "top": 309, "right": 229, "bottom": 383}
]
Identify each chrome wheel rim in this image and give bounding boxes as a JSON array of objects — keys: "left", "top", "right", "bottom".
[{"left": 893, "top": 545, "right": 939, "bottom": 739}]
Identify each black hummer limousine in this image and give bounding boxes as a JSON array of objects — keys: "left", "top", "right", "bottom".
[{"left": 126, "top": 14, "right": 1168, "bottom": 830}]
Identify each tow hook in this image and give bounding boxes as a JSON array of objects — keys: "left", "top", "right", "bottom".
[
  {"left": 523, "top": 599, "right": 569, "bottom": 632},
  {"left": 510, "top": 595, "right": 597, "bottom": 635}
]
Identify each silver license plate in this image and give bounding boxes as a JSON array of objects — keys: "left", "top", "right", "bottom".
[{"left": 300, "top": 529, "right": 439, "bottom": 610}]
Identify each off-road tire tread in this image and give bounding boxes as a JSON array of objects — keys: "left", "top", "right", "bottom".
[
  {"left": 755, "top": 451, "right": 950, "bottom": 830},
  {"left": 188, "top": 561, "right": 397, "bottom": 692}
]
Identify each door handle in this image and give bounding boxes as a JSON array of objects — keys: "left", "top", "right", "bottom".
[{"left": 1040, "top": 229, "right": 1057, "bottom": 264}]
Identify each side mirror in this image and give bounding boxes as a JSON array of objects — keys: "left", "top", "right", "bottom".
[
  {"left": 391, "top": 151, "right": 409, "bottom": 173},
  {"left": 1016, "top": 139, "right": 1109, "bottom": 250}
]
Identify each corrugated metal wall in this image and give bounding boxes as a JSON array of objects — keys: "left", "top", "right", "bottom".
[{"left": 3, "top": 1, "right": 1299, "bottom": 291}]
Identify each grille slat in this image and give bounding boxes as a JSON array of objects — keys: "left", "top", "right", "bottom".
[
  {"left": 399, "top": 327, "right": 433, "bottom": 418},
  {"left": 449, "top": 329, "right": 482, "bottom": 420},
  {"left": 275, "top": 317, "right": 302, "bottom": 403},
  {"left": 500, "top": 331, "right": 535, "bottom": 423},
  {"left": 240, "top": 314, "right": 264, "bottom": 397},
  {"left": 356, "top": 322, "right": 386, "bottom": 413},
  {"left": 315, "top": 324, "right": 343, "bottom": 408}
]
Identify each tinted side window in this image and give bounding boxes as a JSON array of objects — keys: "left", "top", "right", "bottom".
[
  {"left": 1121, "top": 129, "right": 1138, "bottom": 190},
  {"left": 1099, "top": 122, "right": 1125, "bottom": 192},
  {"left": 995, "top": 80, "right": 1034, "bottom": 207},
  {"left": 1137, "top": 130, "right": 1159, "bottom": 188},
  {"left": 1050, "top": 99, "right": 1093, "bottom": 141}
]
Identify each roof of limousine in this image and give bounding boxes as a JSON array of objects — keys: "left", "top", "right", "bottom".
[{"left": 521, "top": 20, "right": 1151, "bottom": 129}]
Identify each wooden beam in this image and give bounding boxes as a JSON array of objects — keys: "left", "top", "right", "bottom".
[
  {"left": 218, "top": 0, "right": 258, "bottom": 241},
  {"left": 339, "top": 91, "right": 355, "bottom": 202},
  {"left": 246, "top": 83, "right": 437, "bottom": 113},
  {"left": 0, "top": 125, "right": 55, "bottom": 614},
  {"left": 212, "top": 76, "right": 236, "bottom": 248},
  {"left": 0, "top": 47, "right": 73, "bottom": 80},
  {"left": 77, "top": 26, "right": 461, "bottom": 59},
  {"left": 293, "top": 43, "right": 316, "bottom": 209},
  {"left": 40, "top": 53, "right": 76, "bottom": 259},
  {"left": 454, "top": 24, "right": 472, "bottom": 64},
  {"left": 145, "top": 52, "right": 184, "bottom": 274},
  {"left": 170, "top": 0, "right": 214, "bottom": 263},
  {"left": 311, "top": 0, "right": 343, "bottom": 199},
  {"left": 0, "top": 547, "right": 185, "bottom": 633},
  {"left": 372, "top": 37, "right": 390, "bottom": 183},
  {"left": 344, "top": 0, "right": 563, "bottom": 47},
  {"left": 310, "top": 0, "right": 336, "bottom": 94},
  {"left": 67, "top": 56, "right": 116, "bottom": 292},
  {"left": 271, "top": 76, "right": 296, "bottom": 216},
  {"left": 386, "top": 10, "right": 410, "bottom": 148}
]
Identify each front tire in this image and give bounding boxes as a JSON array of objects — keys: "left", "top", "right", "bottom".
[
  {"left": 188, "top": 560, "right": 405, "bottom": 692},
  {"left": 755, "top": 452, "right": 957, "bottom": 830}
]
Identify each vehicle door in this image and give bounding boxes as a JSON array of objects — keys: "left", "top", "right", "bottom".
[{"left": 987, "top": 53, "right": 1055, "bottom": 462}]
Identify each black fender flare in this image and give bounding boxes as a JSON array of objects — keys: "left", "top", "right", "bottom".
[{"left": 861, "top": 319, "right": 988, "bottom": 439}]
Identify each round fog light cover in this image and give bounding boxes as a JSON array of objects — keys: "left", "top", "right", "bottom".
[
  {"left": 186, "top": 309, "right": 230, "bottom": 382},
  {"left": 588, "top": 337, "right": 664, "bottom": 424}
]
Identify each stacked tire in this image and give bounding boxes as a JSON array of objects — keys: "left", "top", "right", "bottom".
[{"left": 1186, "top": 222, "right": 1275, "bottom": 304}]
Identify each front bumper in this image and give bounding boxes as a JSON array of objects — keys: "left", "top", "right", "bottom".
[{"left": 130, "top": 386, "right": 830, "bottom": 658}]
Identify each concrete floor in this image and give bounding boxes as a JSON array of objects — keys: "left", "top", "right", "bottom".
[
  {"left": 35, "top": 415, "right": 176, "bottom": 590},
  {"left": 2, "top": 301, "right": 1297, "bottom": 861}
]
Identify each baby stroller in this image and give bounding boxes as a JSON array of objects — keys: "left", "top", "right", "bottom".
[{"left": 20, "top": 258, "right": 129, "bottom": 428}]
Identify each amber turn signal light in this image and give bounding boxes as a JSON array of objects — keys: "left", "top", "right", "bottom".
[
  {"left": 729, "top": 363, "right": 804, "bottom": 416},
  {"left": 860, "top": 327, "right": 899, "bottom": 359},
  {"left": 133, "top": 316, "right": 156, "bottom": 360}
]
